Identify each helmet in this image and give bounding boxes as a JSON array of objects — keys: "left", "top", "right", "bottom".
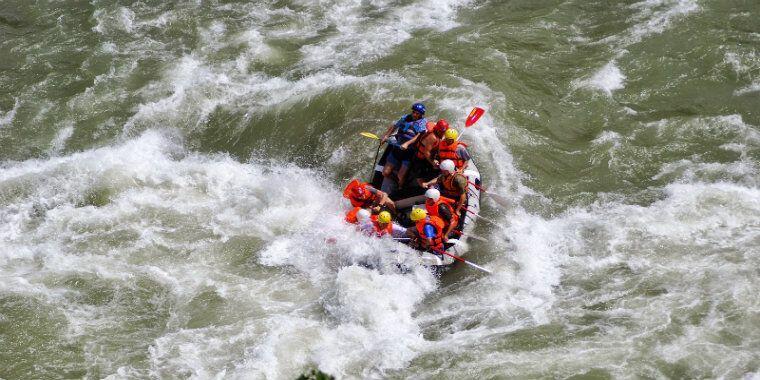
[
  {"left": 411, "top": 103, "right": 426, "bottom": 115},
  {"left": 410, "top": 208, "right": 427, "bottom": 222},
  {"left": 440, "top": 159, "right": 455, "bottom": 173},
  {"left": 424, "top": 188, "right": 440, "bottom": 201},
  {"left": 444, "top": 128, "right": 458, "bottom": 141},
  {"left": 351, "top": 186, "right": 367, "bottom": 200},
  {"left": 357, "top": 208, "right": 371, "bottom": 222},
  {"left": 377, "top": 211, "right": 391, "bottom": 224},
  {"left": 434, "top": 119, "right": 449, "bottom": 134}
]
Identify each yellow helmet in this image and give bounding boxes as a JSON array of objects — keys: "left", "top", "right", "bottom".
[
  {"left": 410, "top": 208, "right": 427, "bottom": 222},
  {"left": 377, "top": 211, "right": 391, "bottom": 224},
  {"left": 444, "top": 128, "right": 458, "bottom": 141}
]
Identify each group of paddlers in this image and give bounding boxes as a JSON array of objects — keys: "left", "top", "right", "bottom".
[{"left": 341, "top": 103, "right": 474, "bottom": 253}]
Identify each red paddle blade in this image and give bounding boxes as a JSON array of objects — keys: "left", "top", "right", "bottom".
[{"left": 465, "top": 107, "right": 485, "bottom": 127}]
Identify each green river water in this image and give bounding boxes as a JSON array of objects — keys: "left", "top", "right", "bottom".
[{"left": 1, "top": 0, "right": 758, "bottom": 378}]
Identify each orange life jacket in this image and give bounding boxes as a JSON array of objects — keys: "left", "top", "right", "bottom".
[
  {"left": 415, "top": 215, "right": 446, "bottom": 250},
  {"left": 425, "top": 197, "right": 459, "bottom": 230},
  {"left": 414, "top": 131, "right": 441, "bottom": 160},
  {"left": 437, "top": 140, "right": 468, "bottom": 169},
  {"left": 345, "top": 207, "right": 362, "bottom": 224},
  {"left": 372, "top": 220, "right": 393, "bottom": 237},
  {"left": 343, "top": 180, "right": 378, "bottom": 208},
  {"left": 441, "top": 173, "right": 467, "bottom": 200}
]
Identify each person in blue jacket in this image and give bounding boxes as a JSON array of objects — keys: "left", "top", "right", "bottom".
[{"left": 380, "top": 103, "right": 428, "bottom": 188}]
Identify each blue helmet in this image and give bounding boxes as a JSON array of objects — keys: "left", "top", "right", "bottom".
[{"left": 411, "top": 103, "right": 426, "bottom": 115}]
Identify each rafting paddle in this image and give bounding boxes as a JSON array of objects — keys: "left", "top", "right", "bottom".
[
  {"left": 457, "top": 107, "right": 485, "bottom": 140},
  {"left": 468, "top": 180, "right": 510, "bottom": 208},
  {"left": 360, "top": 132, "right": 383, "bottom": 180},
  {"left": 433, "top": 247, "right": 492, "bottom": 274}
]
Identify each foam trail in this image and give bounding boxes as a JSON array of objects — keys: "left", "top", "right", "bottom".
[{"left": 0, "top": 98, "right": 20, "bottom": 127}]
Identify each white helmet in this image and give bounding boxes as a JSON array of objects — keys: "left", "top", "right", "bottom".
[
  {"left": 357, "top": 209, "right": 371, "bottom": 222},
  {"left": 440, "top": 159, "right": 456, "bottom": 173},
  {"left": 425, "top": 188, "right": 440, "bottom": 201}
]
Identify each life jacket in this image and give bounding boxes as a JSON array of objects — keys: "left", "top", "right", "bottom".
[
  {"left": 415, "top": 215, "right": 446, "bottom": 250},
  {"left": 343, "top": 179, "right": 378, "bottom": 208},
  {"left": 414, "top": 131, "right": 440, "bottom": 160},
  {"left": 437, "top": 140, "right": 468, "bottom": 169},
  {"left": 372, "top": 220, "right": 393, "bottom": 237},
  {"left": 441, "top": 173, "right": 467, "bottom": 200},
  {"left": 425, "top": 197, "right": 458, "bottom": 231},
  {"left": 395, "top": 114, "right": 427, "bottom": 144},
  {"left": 345, "top": 207, "right": 362, "bottom": 224}
]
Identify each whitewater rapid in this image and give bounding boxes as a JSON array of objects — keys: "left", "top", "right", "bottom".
[{"left": 2, "top": 0, "right": 759, "bottom": 378}]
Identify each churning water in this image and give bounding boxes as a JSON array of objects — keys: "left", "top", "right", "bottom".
[{"left": 1, "top": 0, "right": 758, "bottom": 378}]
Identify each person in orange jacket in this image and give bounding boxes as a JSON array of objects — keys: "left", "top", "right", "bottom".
[
  {"left": 371, "top": 211, "right": 394, "bottom": 237},
  {"left": 423, "top": 188, "right": 459, "bottom": 238},
  {"left": 410, "top": 119, "right": 449, "bottom": 182},
  {"left": 420, "top": 159, "right": 467, "bottom": 217},
  {"left": 436, "top": 128, "right": 471, "bottom": 171},
  {"left": 406, "top": 208, "right": 446, "bottom": 251}
]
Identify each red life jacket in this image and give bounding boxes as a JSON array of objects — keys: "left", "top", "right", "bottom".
[
  {"left": 415, "top": 216, "right": 446, "bottom": 250},
  {"left": 372, "top": 220, "right": 393, "bottom": 237},
  {"left": 425, "top": 197, "right": 459, "bottom": 230},
  {"left": 343, "top": 180, "right": 378, "bottom": 208},
  {"left": 438, "top": 140, "right": 468, "bottom": 169}
]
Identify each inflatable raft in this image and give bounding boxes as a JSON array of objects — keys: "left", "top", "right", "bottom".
[{"left": 369, "top": 143, "right": 482, "bottom": 269}]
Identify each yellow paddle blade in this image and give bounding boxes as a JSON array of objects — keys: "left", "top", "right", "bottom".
[{"left": 360, "top": 132, "right": 380, "bottom": 139}]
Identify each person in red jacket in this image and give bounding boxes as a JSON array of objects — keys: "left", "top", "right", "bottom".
[{"left": 343, "top": 179, "right": 396, "bottom": 213}]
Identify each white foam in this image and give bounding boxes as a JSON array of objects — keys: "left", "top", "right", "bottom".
[
  {"left": 734, "top": 82, "right": 760, "bottom": 96},
  {"left": 574, "top": 60, "right": 627, "bottom": 95},
  {"left": 626, "top": 0, "right": 700, "bottom": 43},
  {"left": 0, "top": 98, "right": 20, "bottom": 127},
  {"left": 48, "top": 125, "right": 74, "bottom": 156},
  {"left": 297, "top": 0, "right": 473, "bottom": 70}
]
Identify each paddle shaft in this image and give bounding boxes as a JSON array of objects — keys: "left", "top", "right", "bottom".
[{"left": 433, "top": 247, "right": 492, "bottom": 274}]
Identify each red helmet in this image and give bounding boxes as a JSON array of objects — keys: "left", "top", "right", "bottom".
[
  {"left": 434, "top": 119, "right": 449, "bottom": 135},
  {"left": 351, "top": 186, "right": 367, "bottom": 200}
]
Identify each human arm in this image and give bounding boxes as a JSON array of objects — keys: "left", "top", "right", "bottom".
[
  {"left": 457, "top": 145, "right": 471, "bottom": 171},
  {"left": 381, "top": 124, "right": 396, "bottom": 143},
  {"left": 420, "top": 176, "right": 439, "bottom": 189},
  {"left": 454, "top": 175, "right": 468, "bottom": 214},
  {"left": 400, "top": 133, "right": 420, "bottom": 150}
]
